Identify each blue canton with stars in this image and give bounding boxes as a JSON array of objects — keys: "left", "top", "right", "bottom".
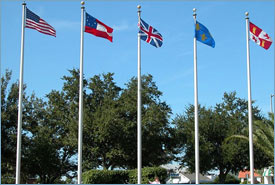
[
  {"left": 85, "top": 13, "right": 97, "bottom": 28},
  {"left": 26, "top": 8, "right": 40, "bottom": 23}
]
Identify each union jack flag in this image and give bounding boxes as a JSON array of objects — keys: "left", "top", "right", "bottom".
[{"left": 139, "top": 18, "right": 163, "bottom": 48}]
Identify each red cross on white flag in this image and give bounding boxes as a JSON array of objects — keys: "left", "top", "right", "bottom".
[{"left": 249, "top": 22, "right": 272, "bottom": 50}]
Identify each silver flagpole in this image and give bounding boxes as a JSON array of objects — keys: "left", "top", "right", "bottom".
[
  {"left": 274, "top": 77, "right": 275, "bottom": 184},
  {"left": 193, "top": 8, "right": 200, "bottom": 185},
  {"left": 270, "top": 94, "right": 273, "bottom": 113},
  {"left": 245, "top": 12, "right": 254, "bottom": 184},
  {"left": 78, "top": 1, "right": 85, "bottom": 184},
  {"left": 274, "top": 63, "right": 275, "bottom": 120},
  {"left": 137, "top": 5, "right": 142, "bottom": 184},
  {"left": 16, "top": 2, "right": 26, "bottom": 184}
]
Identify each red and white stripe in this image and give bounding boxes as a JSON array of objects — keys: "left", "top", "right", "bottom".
[{"left": 26, "top": 18, "right": 56, "bottom": 37}]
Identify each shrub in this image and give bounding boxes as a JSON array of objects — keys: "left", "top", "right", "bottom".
[
  {"left": 240, "top": 179, "right": 248, "bottom": 184},
  {"left": 82, "top": 169, "right": 129, "bottom": 184},
  {"left": 1, "top": 174, "right": 15, "bottom": 184},
  {"left": 128, "top": 167, "right": 168, "bottom": 184},
  {"left": 82, "top": 167, "right": 168, "bottom": 184},
  {"left": 213, "top": 174, "right": 240, "bottom": 184}
]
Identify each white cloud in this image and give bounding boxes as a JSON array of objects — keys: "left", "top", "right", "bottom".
[
  {"left": 159, "top": 67, "right": 193, "bottom": 86},
  {"left": 177, "top": 50, "right": 193, "bottom": 57},
  {"left": 112, "top": 22, "right": 136, "bottom": 32},
  {"left": 112, "top": 24, "right": 129, "bottom": 31},
  {"left": 50, "top": 20, "right": 80, "bottom": 30},
  {"left": 159, "top": 65, "right": 205, "bottom": 86}
]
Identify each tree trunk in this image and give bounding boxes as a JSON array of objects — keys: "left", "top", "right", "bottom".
[
  {"left": 219, "top": 172, "right": 226, "bottom": 184},
  {"left": 218, "top": 166, "right": 227, "bottom": 184},
  {"left": 218, "top": 168, "right": 230, "bottom": 184}
]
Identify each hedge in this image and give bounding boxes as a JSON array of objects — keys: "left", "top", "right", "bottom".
[
  {"left": 128, "top": 167, "right": 168, "bottom": 184},
  {"left": 82, "top": 167, "right": 168, "bottom": 184},
  {"left": 82, "top": 169, "right": 129, "bottom": 184},
  {"left": 213, "top": 174, "right": 240, "bottom": 184}
]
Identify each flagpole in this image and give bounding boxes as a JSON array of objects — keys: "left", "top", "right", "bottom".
[
  {"left": 16, "top": 2, "right": 26, "bottom": 184},
  {"left": 270, "top": 94, "right": 273, "bottom": 113},
  {"left": 245, "top": 12, "right": 254, "bottom": 184},
  {"left": 137, "top": 5, "right": 142, "bottom": 184},
  {"left": 193, "top": 8, "right": 200, "bottom": 185},
  {"left": 78, "top": 1, "right": 85, "bottom": 184},
  {"left": 273, "top": 29, "right": 275, "bottom": 185},
  {"left": 274, "top": 59, "right": 275, "bottom": 123}
]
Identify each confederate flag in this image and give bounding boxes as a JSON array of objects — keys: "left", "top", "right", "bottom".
[{"left": 85, "top": 12, "right": 113, "bottom": 42}]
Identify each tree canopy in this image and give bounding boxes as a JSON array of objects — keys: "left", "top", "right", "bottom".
[
  {"left": 173, "top": 92, "right": 273, "bottom": 183},
  {"left": 1, "top": 70, "right": 273, "bottom": 184},
  {"left": 1, "top": 69, "right": 178, "bottom": 183}
]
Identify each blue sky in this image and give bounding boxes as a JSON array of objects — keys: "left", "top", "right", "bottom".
[{"left": 1, "top": 0, "right": 274, "bottom": 118}]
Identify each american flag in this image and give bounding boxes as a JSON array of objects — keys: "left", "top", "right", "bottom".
[
  {"left": 26, "top": 8, "right": 56, "bottom": 37},
  {"left": 139, "top": 18, "right": 163, "bottom": 48}
]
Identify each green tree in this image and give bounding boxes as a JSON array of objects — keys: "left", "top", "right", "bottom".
[
  {"left": 117, "top": 74, "right": 178, "bottom": 169},
  {"left": 34, "top": 69, "right": 87, "bottom": 182},
  {"left": 83, "top": 72, "right": 124, "bottom": 170},
  {"left": 75, "top": 72, "right": 177, "bottom": 170},
  {"left": 43, "top": 70, "right": 124, "bottom": 171},
  {"left": 226, "top": 113, "right": 274, "bottom": 166},
  {"left": 1, "top": 70, "right": 77, "bottom": 183},
  {"left": 1, "top": 70, "right": 32, "bottom": 183},
  {"left": 82, "top": 72, "right": 178, "bottom": 170},
  {"left": 24, "top": 95, "right": 77, "bottom": 183},
  {"left": 174, "top": 92, "right": 271, "bottom": 183},
  {"left": 1, "top": 68, "right": 179, "bottom": 183}
]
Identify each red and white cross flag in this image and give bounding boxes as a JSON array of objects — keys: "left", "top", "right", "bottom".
[{"left": 250, "top": 22, "right": 272, "bottom": 50}]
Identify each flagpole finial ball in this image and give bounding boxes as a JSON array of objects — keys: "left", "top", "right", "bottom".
[
  {"left": 81, "top": 1, "right": 85, "bottom": 5},
  {"left": 245, "top": 12, "right": 249, "bottom": 16},
  {"left": 193, "top": 8, "right": 196, "bottom": 12},
  {"left": 137, "top": 5, "right": 141, "bottom": 9}
]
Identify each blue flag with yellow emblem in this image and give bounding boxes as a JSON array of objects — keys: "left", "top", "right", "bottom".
[{"left": 195, "top": 21, "right": 215, "bottom": 48}]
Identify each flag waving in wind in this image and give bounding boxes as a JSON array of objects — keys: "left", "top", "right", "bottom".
[
  {"left": 249, "top": 22, "right": 272, "bottom": 50},
  {"left": 85, "top": 12, "right": 113, "bottom": 42},
  {"left": 26, "top": 8, "right": 56, "bottom": 37},
  {"left": 195, "top": 21, "right": 215, "bottom": 48},
  {"left": 138, "top": 18, "right": 163, "bottom": 48}
]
